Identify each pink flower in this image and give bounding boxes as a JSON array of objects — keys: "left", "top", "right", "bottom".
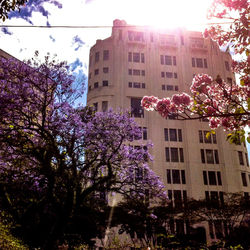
[{"left": 141, "top": 96, "right": 159, "bottom": 111}]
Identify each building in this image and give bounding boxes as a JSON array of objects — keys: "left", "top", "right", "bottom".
[{"left": 87, "top": 19, "right": 250, "bottom": 241}]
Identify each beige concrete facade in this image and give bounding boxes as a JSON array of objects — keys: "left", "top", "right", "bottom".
[{"left": 87, "top": 20, "right": 250, "bottom": 204}]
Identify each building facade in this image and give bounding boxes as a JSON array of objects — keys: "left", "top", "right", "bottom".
[{"left": 87, "top": 19, "right": 250, "bottom": 239}]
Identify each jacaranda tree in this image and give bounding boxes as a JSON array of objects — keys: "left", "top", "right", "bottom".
[
  {"left": 142, "top": 0, "right": 249, "bottom": 143},
  {"left": 0, "top": 54, "right": 166, "bottom": 249}
]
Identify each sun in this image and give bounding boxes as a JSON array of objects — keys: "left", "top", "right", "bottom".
[{"left": 113, "top": 0, "right": 212, "bottom": 31}]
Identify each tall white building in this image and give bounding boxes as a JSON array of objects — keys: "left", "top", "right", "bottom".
[{"left": 87, "top": 19, "right": 250, "bottom": 214}]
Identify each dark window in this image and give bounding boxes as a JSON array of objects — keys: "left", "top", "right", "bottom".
[
  {"left": 133, "top": 82, "right": 140, "bottom": 88},
  {"left": 203, "top": 171, "right": 208, "bottom": 185},
  {"left": 183, "top": 190, "right": 187, "bottom": 203},
  {"left": 238, "top": 151, "right": 244, "bottom": 165},
  {"left": 167, "top": 169, "right": 171, "bottom": 184},
  {"left": 204, "top": 58, "right": 208, "bottom": 68},
  {"left": 94, "top": 82, "right": 99, "bottom": 88},
  {"left": 94, "top": 69, "right": 99, "bottom": 75},
  {"left": 204, "top": 131, "right": 212, "bottom": 143},
  {"left": 162, "top": 85, "right": 166, "bottom": 90},
  {"left": 168, "top": 190, "right": 172, "bottom": 200},
  {"left": 245, "top": 153, "right": 249, "bottom": 167},
  {"left": 179, "top": 148, "right": 184, "bottom": 162},
  {"left": 133, "top": 53, "right": 140, "bottom": 62},
  {"left": 167, "top": 85, "right": 174, "bottom": 91},
  {"left": 225, "top": 61, "right": 230, "bottom": 71},
  {"left": 173, "top": 56, "right": 177, "bottom": 65},
  {"left": 166, "top": 72, "right": 173, "bottom": 78},
  {"left": 214, "top": 150, "right": 219, "bottom": 164},
  {"left": 131, "top": 98, "right": 144, "bottom": 118},
  {"left": 205, "top": 191, "right": 210, "bottom": 202},
  {"left": 217, "top": 172, "right": 222, "bottom": 185},
  {"left": 219, "top": 192, "right": 224, "bottom": 205},
  {"left": 181, "top": 170, "right": 186, "bottom": 184},
  {"left": 212, "top": 133, "right": 217, "bottom": 144},
  {"left": 208, "top": 171, "right": 217, "bottom": 185},
  {"left": 175, "top": 85, "right": 179, "bottom": 91},
  {"left": 199, "top": 130, "right": 203, "bottom": 143},
  {"left": 103, "top": 50, "right": 109, "bottom": 60},
  {"left": 206, "top": 150, "right": 214, "bottom": 164},
  {"left": 142, "top": 83, "right": 146, "bottom": 88},
  {"left": 103, "top": 67, "right": 109, "bottom": 73},
  {"left": 95, "top": 52, "right": 99, "bottom": 63},
  {"left": 165, "top": 147, "right": 170, "bottom": 162},
  {"left": 165, "top": 55, "right": 172, "bottom": 65},
  {"left": 93, "top": 102, "right": 98, "bottom": 111},
  {"left": 128, "top": 69, "right": 132, "bottom": 75},
  {"left": 196, "top": 58, "right": 203, "bottom": 68},
  {"left": 102, "top": 80, "right": 108, "bottom": 87},
  {"left": 172, "top": 170, "right": 181, "bottom": 184},
  {"left": 102, "top": 101, "right": 108, "bottom": 112},
  {"left": 128, "top": 52, "right": 132, "bottom": 62},
  {"left": 174, "top": 190, "right": 182, "bottom": 208},
  {"left": 160, "top": 55, "right": 164, "bottom": 65},
  {"left": 192, "top": 58, "right": 195, "bottom": 67},
  {"left": 178, "top": 129, "right": 182, "bottom": 142},
  {"left": 201, "top": 149, "right": 205, "bottom": 163},
  {"left": 174, "top": 72, "right": 178, "bottom": 78},
  {"left": 142, "top": 127, "right": 147, "bottom": 140},
  {"left": 170, "top": 129, "right": 177, "bottom": 141},
  {"left": 128, "top": 82, "right": 132, "bottom": 88},
  {"left": 171, "top": 148, "right": 179, "bottom": 162},
  {"left": 241, "top": 172, "right": 247, "bottom": 186},
  {"left": 141, "top": 70, "right": 145, "bottom": 76},
  {"left": 164, "top": 128, "right": 169, "bottom": 141},
  {"left": 133, "top": 69, "right": 140, "bottom": 76},
  {"left": 141, "top": 53, "right": 145, "bottom": 63},
  {"left": 210, "top": 191, "right": 219, "bottom": 203},
  {"left": 161, "top": 72, "right": 165, "bottom": 78}
]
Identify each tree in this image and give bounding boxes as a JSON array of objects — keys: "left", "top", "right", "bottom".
[
  {"left": 0, "top": 0, "right": 28, "bottom": 21},
  {"left": 0, "top": 54, "right": 166, "bottom": 249},
  {"left": 142, "top": 0, "right": 249, "bottom": 143}
]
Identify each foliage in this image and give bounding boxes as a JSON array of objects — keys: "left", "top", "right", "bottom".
[
  {"left": 0, "top": 54, "right": 166, "bottom": 249},
  {"left": 142, "top": 0, "right": 250, "bottom": 143},
  {"left": 0, "top": 0, "right": 28, "bottom": 21}
]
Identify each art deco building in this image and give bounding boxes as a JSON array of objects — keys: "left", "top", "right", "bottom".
[{"left": 87, "top": 19, "right": 250, "bottom": 239}]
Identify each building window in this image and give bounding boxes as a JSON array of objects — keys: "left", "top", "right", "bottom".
[
  {"left": 192, "top": 57, "right": 208, "bottom": 68},
  {"left": 203, "top": 171, "right": 222, "bottom": 186},
  {"left": 131, "top": 98, "right": 144, "bottom": 118},
  {"left": 128, "top": 30, "right": 144, "bottom": 42},
  {"left": 102, "top": 80, "right": 108, "bottom": 87},
  {"left": 141, "top": 70, "right": 145, "bottom": 76},
  {"left": 133, "top": 69, "right": 140, "bottom": 76},
  {"left": 161, "top": 72, "right": 165, "bottom": 78},
  {"left": 166, "top": 72, "right": 173, "bottom": 78},
  {"left": 160, "top": 55, "right": 177, "bottom": 65},
  {"left": 94, "top": 69, "right": 99, "bottom": 75},
  {"left": 203, "top": 171, "right": 208, "bottom": 185},
  {"left": 167, "top": 170, "right": 186, "bottom": 184},
  {"left": 95, "top": 52, "right": 99, "bottom": 63},
  {"left": 172, "top": 170, "right": 181, "bottom": 184},
  {"left": 201, "top": 149, "right": 205, "bottom": 163},
  {"left": 206, "top": 150, "right": 214, "bottom": 164},
  {"left": 94, "top": 82, "right": 99, "bottom": 88},
  {"left": 164, "top": 129, "right": 182, "bottom": 142},
  {"left": 217, "top": 172, "right": 222, "bottom": 185},
  {"left": 128, "top": 52, "right": 145, "bottom": 63},
  {"left": 245, "top": 153, "right": 249, "bottom": 167},
  {"left": 93, "top": 102, "right": 98, "bottom": 111},
  {"left": 167, "top": 169, "right": 171, "bottom": 183},
  {"left": 201, "top": 149, "right": 219, "bottom": 164},
  {"left": 174, "top": 72, "right": 178, "bottom": 78},
  {"left": 199, "top": 130, "right": 217, "bottom": 144},
  {"left": 208, "top": 171, "right": 217, "bottom": 185},
  {"left": 102, "top": 101, "right": 108, "bottom": 112},
  {"left": 128, "top": 82, "right": 146, "bottom": 89},
  {"left": 103, "top": 50, "right": 109, "bottom": 60},
  {"left": 103, "top": 67, "right": 109, "bottom": 73},
  {"left": 225, "top": 61, "right": 230, "bottom": 71},
  {"left": 181, "top": 170, "right": 186, "bottom": 184},
  {"left": 142, "top": 127, "right": 147, "bottom": 140},
  {"left": 238, "top": 151, "right": 244, "bottom": 165},
  {"left": 165, "top": 147, "right": 184, "bottom": 162},
  {"left": 241, "top": 172, "right": 247, "bottom": 186}
]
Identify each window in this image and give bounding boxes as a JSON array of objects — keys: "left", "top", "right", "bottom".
[
  {"left": 133, "top": 69, "right": 140, "bottom": 76},
  {"left": 141, "top": 70, "right": 145, "bottom": 76},
  {"left": 196, "top": 58, "right": 203, "bottom": 68},
  {"left": 161, "top": 72, "right": 165, "bottom": 78},
  {"left": 167, "top": 169, "right": 171, "bottom": 183},
  {"left": 128, "top": 82, "right": 146, "bottom": 89},
  {"left": 168, "top": 190, "right": 187, "bottom": 208},
  {"left": 199, "top": 130, "right": 217, "bottom": 144},
  {"left": 241, "top": 172, "right": 247, "bottom": 186},
  {"left": 95, "top": 52, "right": 99, "bottom": 63},
  {"left": 128, "top": 69, "right": 132, "bottom": 75},
  {"left": 201, "top": 149, "right": 219, "bottom": 164},
  {"left": 162, "top": 84, "right": 178, "bottom": 91},
  {"left": 192, "top": 57, "right": 208, "bottom": 68},
  {"left": 102, "top": 101, "right": 108, "bottom": 112},
  {"left": 102, "top": 80, "right": 108, "bottom": 87},
  {"left": 214, "top": 150, "right": 219, "bottom": 164},
  {"left": 131, "top": 98, "right": 144, "bottom": 118},
  {"left": 181, "top": 170, "right": 186, "bottom": 184},
  {"left": 94, "top": 82, "right": 99, "bottom": 88},
  {"left": 225, "top": 61, "right": 230, "bottom": 71},
  {"left": 206, "top": 150, "right": 214, "bottom": 164},
  {"left": 166, "top": 72, "right": 173, "bottom": 78},
  {"left": 165, "top": 147, "right": 184, "bottom": 162},
  {"left": 103, "top": 67, "right": 109, "bottom": 73},
  {"left": 174, "top": 72, "right": 178, "bottom": 78},
  {"left": 172, "top": 170, "right": 181, "bottom": 184},
  {"left": 199, "top": 131, "right": 203, "bottom": 143},
  {"left": 142, "top": 127, "right": 147, "bottom": 140},
  {"left": 204, "top": 131, "right": 212, "bottom": 143},
  {"left": 141, "top": 83, "right": 145, "bottom": 88},
  {"left": 238, "top": 151, "right": 244, "bottom": 165},
  {"left": 128, "top": 31, "right": 144, "bottom": 42},
  {"left": 201, "top": 149, "right": 205, "bottom": 163},
  {"left": 133, "top": 82, "right": 140, "bottom": 88},
  {"left": 160, "top": 55, "right": 177, "bottom": 65},
  {"left": 217, "top": 172, "right": 222, "bottom": 185},
  {"left": 94, "top": 69, "right": 99, "bottom": 75},
  {"left": 208, "top": 171, "right": 217, "bottom": 185},
  {"left": 203, "top": 171, "right": 208, "bottom": 185},
  {"left": 128, "top": 82, "right": 132, "bottom": 88},
  {"left": 167, "top": 85, "right": 174, "bottom": 91},
  {"left": 175, "top": 86, "right": 179, "bottom": 91},
  {"left": 128, "top": 52, "right": 145, "bottom": 63},
  {"left": 164, "top": 129, "right": 182, "bottom": 142},
  {"left": 245, "top": 153, "right": 249, "bottom": 167},
  {"left": 103, "top": 50, "right": 109, "bottom": 60},
  {"left": 162, "top": 85, "right": 165, "bottom": 90}
]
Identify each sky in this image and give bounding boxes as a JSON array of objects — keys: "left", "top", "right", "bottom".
[{"left": 0, "top": 0, "right": 212, "bottom": 101}]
